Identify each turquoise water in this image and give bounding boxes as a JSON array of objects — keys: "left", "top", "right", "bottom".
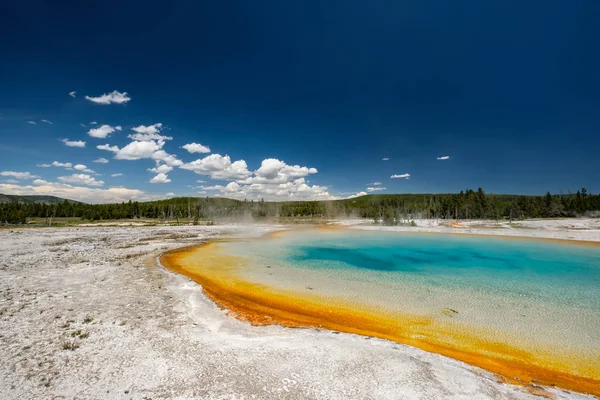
[{"left": 228, "top": 230, "right": 600, "bottom": 310}]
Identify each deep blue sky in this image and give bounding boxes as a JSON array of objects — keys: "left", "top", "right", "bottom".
[{"left": 1, "top": 1, "right": 599, "bottom": 202}]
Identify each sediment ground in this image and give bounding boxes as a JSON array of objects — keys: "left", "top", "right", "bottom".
[{"left": 0, "top": 221, "right": 598, "bottom": 399}]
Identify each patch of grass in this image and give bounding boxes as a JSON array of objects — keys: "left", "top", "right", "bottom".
[
  {"left": 61, "top": 340, "right": 79, "bottom": 351},
  {"left": 60, "top": 321, "right": 71, "bottom": 329},
  {"left": 83, "top": 315, "right": 93, "bottom": 324},
  {"left": 71, "top": 329, "right": 89, "bottom": 339}
]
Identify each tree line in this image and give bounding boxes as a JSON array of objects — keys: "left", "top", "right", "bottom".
[{"left": 1, "top": 188, "right": 599, "bottom": 225}]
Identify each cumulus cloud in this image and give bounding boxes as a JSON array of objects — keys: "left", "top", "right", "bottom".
[
  {"left": 27, "top": 121, "right": 37, "bottom": 125},
  {"left": 37, "top": 164, "right": 51, "bottom": 168},
  {"left": 149, "top": 164, "right": 173, "bottom": 174},
  {"left": 367, "top": 187, "right": 386, "bottom": 192},
  {"left": 111, "top": 173, "right": 123, "bottom": 177},
  {"left": 2, "top": 179, "right": 19, "bottom": 184},
  {"left": 58, "top": 174, "right": 104, "bottom": 186},
  {"left": 61, "top": 138, "right": 86, "bottom": 148},
  {"left": 347, "top": 191, "right": 368, "bottom": 199},
  {"left": 151, "top": 150, "right": 182, "bottom": 167},
  {"left": 93, "top": 157, "right": 109, "bottom": 164},
  {"left": 51, "top": 161, "right": 73, "bottom": 169},
  {"left": 369, "top": 182, "right": 382, "bottom": 186},
  {"left": 150, "top": 173, "right": 171, "bottom": 184},
  {"left": 97, "top": 140, "right": 165, "bottom": 160},
  {"left": 97, "top": 144, "right": 119, "bottom": 153},
  {"left": 85, "top": 90, "right": 131, "bottom": 105},
  {"left": 41, "top": 119, "right": 52, "bottom": 124},
  {"left": 0, "top": 182, "right": 145, "bottom": 204},
  {"left": 68, "top": 91, "right": 76, "bottom": 98},
  {"left": 0, "top": 171, "right": 39, "bottom": 180},
  {"left": 382, "top": 157, "right": 390, "bottom": 161},
  {"left": 182, "top": 142, "right": 211, "bottom": 154},
  {"left": 128, "top": 123, "right": 172, "bottom": 141},
  {"left": 181, "top": 154, "right": 251, "bottom": 181},
  {"left": 90, "top": 121, "right": 98, "bottom": 125},
  {"left": 88, "top": 124, "right": 119, "bottom": 139},
  {"left": 391, "top": 173, "right": 411, "bottom": 179},
  {"left": 437, "top": 156, "right": 450, "bottom": 160},
  {"left": 131, "top": 123, "right": 162, "bottom": 135},
  {"left": 181, "top": 156, "right": 329, "bottom": 200},
  {"left": 200, "top": 177, "right": 334, "bottom": 201},
  {"left": 73, "top": 164, "right": 95, "bottom": 174}
]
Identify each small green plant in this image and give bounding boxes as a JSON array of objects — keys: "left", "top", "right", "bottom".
[
  {"left": 83, "top": 315, "right": 93, "bottom": 324},
  {"left": 62, "top": 340, "right": 79, "bottom": 351},
  {"left": 79, "top": 331, "right": 89, "bottom": 339},
  {"left": 410, "top": 220, "right": 417, "bottom": 227}
]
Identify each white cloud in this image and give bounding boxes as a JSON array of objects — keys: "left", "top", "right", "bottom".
[
  {"left": 181, "top": 157, "right": 330, "bottom": 200},
  {"left": 149, "top": 164, "right": 173, "bottom": 174},
  {"left": 90, "top": 121, "right": 98, "bottom": 125},
  {"left": 88, "top": 124, "right": 119, "bottom": 139},
  {"left": 41, "top": 119, "right": 52, "bottom": 124},
  {"left": 97, "top": 144, "right": 119, "bottom": 153},
  {"left": 129, "top": 132, "right": 173, "bottom": 141},
  {"left": 131, "top": 123, "right": 162, "bottom": 135},
  {"left": 151, "top": 150, "right": 182, "bottom": 166},
  {"left": 58, "top": 174, "right": 104, "bottom": 186},
  {"left": 80, "top": 123, "right": 86, "bottom": 128},
  {"left": 69, "top": 91, "right": 76, "bottom": 98},
  {"left": 200, "top": 177, "right": 334, "bottom": 201},
  {"left": 51, "top": 161, "right": 73, "bottom": 169},
  {"left": 115, "top": 126, "right": 122, "bottom": 131},
  {"left": 93, "top": 157, "right": 109, "bottom": 164},
  {"left": 241, "top": 158, "right": 317, "bottom": 185},
  {"left": 0, "top": 171, "right": 39, "bottom": 180},
  {"left": 367, "top": 187, "right": 387, "bottom": 192},
  {"left": 37, "top": 164, "right": 51, "bottom": 168},
  {"left": 128, "top": 123, "right": 172, "bottom": 141},
  {"left": 3, "top": 179, "right": 19, "bottom": 184},
  {"left": 180, "top": 154, "right": 251, "bottom": 181},
  {"left": 0, "top": 182, "right": 146, "bottom": 204},
  {"left": 437, "top": 156, "right": 450, "bottom": 160},
  {"left": 0, "top": 171, "right": 39, "bottom": 179},
  {"left": 85, "top": 90, "right": 131, "bottom": 105},
  {"left": 165, "top": 192, "right": 175, "bottom": 197},
  {"left": 197, "top": 180, "right": 206, "bottom": 183},
  {"left": 111, "top": 173, "right": 123, "bottom": 177},
  {"left": 74, "top": 164, "right": 95, "bottom": 174},
  {"left": 27, "top": 121, "right": 36, "bottom": 125},
  {"left": 116, "top": 140, "right": 164, "bottom": 160},
  {"left": 347, "top": 191, "right": 367, "bottom": 199},
  {"left": 391, "top": 173, "right": 411, "bottom": 179},
  {"left": 97, "top": 140, "right": 165, "bottom": 160},
  {"left": 150, "top": 173, "right": 171, "bottom": 184},
  {"left": 369, "top": 182, "right": 382, "bottom": 186},
  {"left": 61, "top": 138, "right": 86, "bottom": 148},
  {"left": 182, "top": 142, "right": 211, "bottom": 154},
  {"left": 382, "top": 157, "right": 389, "bottom": 161}
]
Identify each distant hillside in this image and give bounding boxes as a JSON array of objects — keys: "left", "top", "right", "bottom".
[{"left": 0, "top": 194, "right": 81, "bottom": 205}]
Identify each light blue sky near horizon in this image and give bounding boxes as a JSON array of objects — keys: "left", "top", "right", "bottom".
[{"left": 1, "top": 1, "right": 599, "bottom": 203}]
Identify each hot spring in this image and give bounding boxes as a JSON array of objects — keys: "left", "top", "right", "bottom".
[{"left": 161, "top": 228, "right": 600, "bottom": 395}]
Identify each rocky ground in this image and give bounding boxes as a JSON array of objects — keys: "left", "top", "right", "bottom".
[{"left": 0, "top": 222, "right": 597, "bottom": 399}]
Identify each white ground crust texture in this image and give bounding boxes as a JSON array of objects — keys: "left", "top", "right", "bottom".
[{"left": 0, "top": 221, "right": 597, "bottom": 399}]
